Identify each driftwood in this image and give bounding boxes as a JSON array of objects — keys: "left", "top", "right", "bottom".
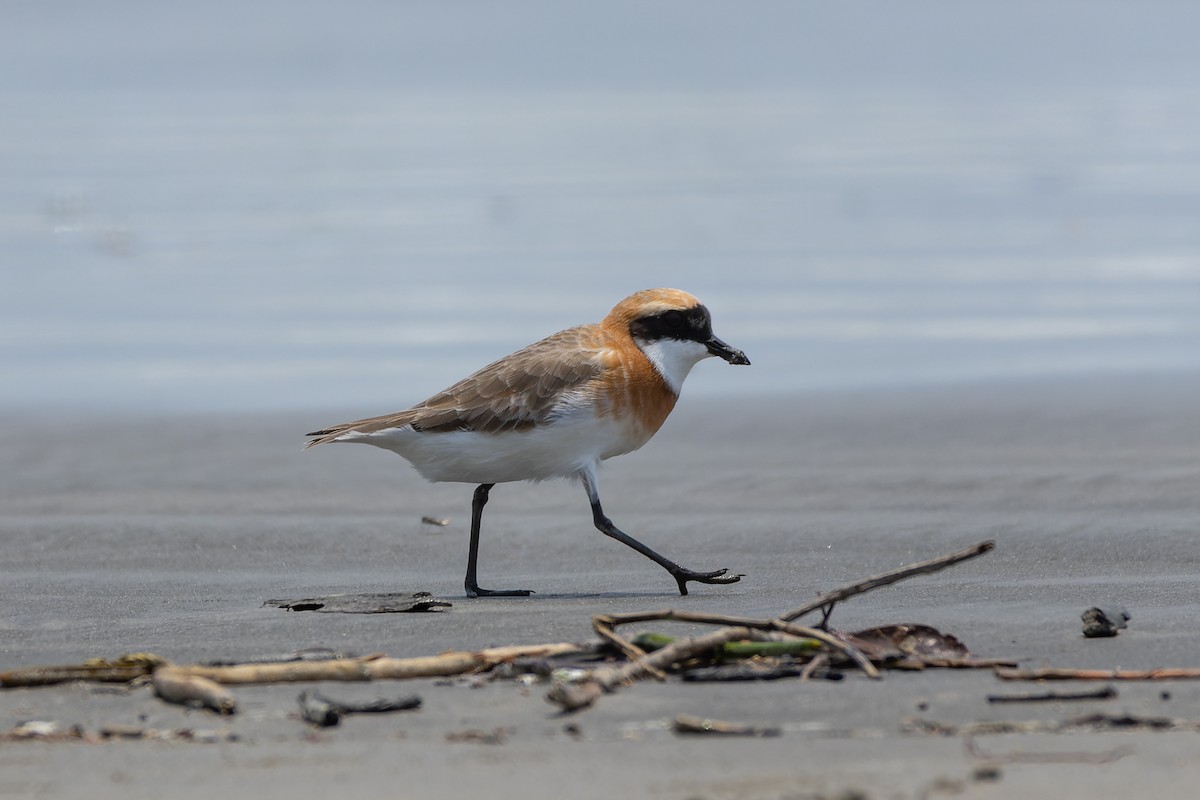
[
  {"left": 1, "top": 663, "right": 152, "bottom": 688},
  {"left": 152, "top": 667, "right": 237, "bottom": 715},
  {"left": 173, "top": 643, "right": 585, "bottom": 685},
  {"left": 0, "top": 653, "right": 166, "bottom": 688},
  {"left": 545, "top": 541, "right": 997, "bottom": 712},
  {"left": 593, "top": 610, "right": 881, "bottom": 680},
  {"left": 547, "top": 627, "right": 758, "bottom": 712},
  {"left": 298, "top": 689, "right": 422, "bottom": 727},
  {"left": 2, "top": 642, "right": 587, "bottom": 720}
]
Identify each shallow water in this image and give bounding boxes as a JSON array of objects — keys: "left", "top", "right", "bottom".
[{"left": 2, "top": 3, "right": 1199, "bottom": 411}]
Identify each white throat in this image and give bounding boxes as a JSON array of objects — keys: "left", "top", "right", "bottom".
[{"left": 637, "top": 338, "right": 711, "bottom": 395}]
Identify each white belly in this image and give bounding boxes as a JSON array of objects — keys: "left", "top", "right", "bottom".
[{"left": 338, "top": 409, "right": 650, "bottom": 484}]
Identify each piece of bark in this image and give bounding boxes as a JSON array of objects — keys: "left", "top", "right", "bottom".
[{"left": 265, "top": 592, "right": 451, "bottom": 613}]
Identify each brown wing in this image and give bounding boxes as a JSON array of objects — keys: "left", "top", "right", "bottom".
[{"left": 305, "top": 325, "right": 607, "bottom": 446}]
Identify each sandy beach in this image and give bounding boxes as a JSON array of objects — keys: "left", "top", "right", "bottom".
[
  {"left": 2, "top": 373, "right": 1199, "bottom": 799},
  {"left": 5, "top": 1, "right": 1200, "bottom": 796}
]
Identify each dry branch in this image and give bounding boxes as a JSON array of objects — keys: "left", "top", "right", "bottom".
[
  {"left": 593, "top": 609, "right": 879, "bottom": 678},
  {"left": 1, "top": 653, "right": 166, "bottom": 688},
  {"left": 986, "top": 686, "right": 1118, "bottom": 703},
  {"left": 778, "top": 540, "right": 995, "bottom": 624},
  {"left": 173, "top": 643, "right": 585, "bottom": 685},
  {"left": 547, "top": 627, "right": 757, "bottom": 712},
  {"left": 0, "top": 664, "right": 152, "bottom": 688},
  {"left": 543, "top": 541, "right": 1000, "bottom": 711}
]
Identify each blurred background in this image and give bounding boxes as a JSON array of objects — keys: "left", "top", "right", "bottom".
[{"left": 3, "top": 1, "right": 1199, "bottom": 412}]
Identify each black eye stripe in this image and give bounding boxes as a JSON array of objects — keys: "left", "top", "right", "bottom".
[{"left": 630, "top": 305, "right": 712, "bottom": 342}]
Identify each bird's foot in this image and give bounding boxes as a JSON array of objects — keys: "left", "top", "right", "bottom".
[
  {"left": 671, "top": 568, "right": 743, "bottom": 596},
  {"left": 465, "top": 585, "right": 535, "bottom": 599}
]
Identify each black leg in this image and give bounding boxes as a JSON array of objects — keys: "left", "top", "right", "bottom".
[
  {"left": 464, "top": 483, "right": 533, "bottom": 598},
  {"left": 581, "top": 474, "right": 742, "bottom": 596}
]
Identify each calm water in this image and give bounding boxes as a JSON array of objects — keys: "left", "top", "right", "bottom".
[{"left": 3, "top": 3, "right": 1199, "bottom": 411}]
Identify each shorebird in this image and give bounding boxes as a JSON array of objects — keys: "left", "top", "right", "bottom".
[{"left": 305, "top": 288, "right": 750, "bottom": 597}]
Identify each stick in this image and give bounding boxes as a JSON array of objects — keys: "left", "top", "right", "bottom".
[
  {"left": 800, "top": 652, "right": 830, "bottom": 682},
  {"left": 778, "top": 540, "right": 995, "bottom": 624},
  {"left": 547, "top": 627, "right": 756, "bottom": 712},
  {"left": 174, "top": 643, "right": 585, "bottom": 685},
  {"left": 591, "top": 615, "right": 665, "bottom": 680},
  {"left": 1, "top": 653, "right": 167, "bottom": 688},
  {"left": 995, "top": 666, "right": 1200, "bottom": 681},
  {"left": 1, "top": 664, "right": 153, "bottom": 688},
  {"left": 592, "top": 609, "right": 880, "bottom": 680},
  {"left": 987, "top": 686, "right": 1118, "bottom": 703},
  {"left": 773, "top": 621, "right": 881, "bottom": 679}
]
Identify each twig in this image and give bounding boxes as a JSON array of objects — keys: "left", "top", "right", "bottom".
[
  {"left": 995, "top": 666, "right": 1200, "bottom": 681},
  {"left": 1, "top": 653, "right": 167, "bottom": 688},
  {"left": 987, "top": 686, "right": 1118, "bottom": 703},
  {"left": 773, "top": 621, "right": 881, "bottom": 678},
  {"left": 547, "top": 627, "right": 756, "bottom": 712},
  {"left": 591, "top": 615, "right": 664, "bottom": 681},
  {"left": 800, "top": 652, "right": 830, "bottom": 682},
  {"left": 778, "top": 540, "right": 995, "bottom": 624},
  {"left": 590, "top": 609, "right": 880, "bottom": 679},
  {"left": 1, "top": 664, "right": 152, "bottom": 688},
  {"left": 544, "top": 541, "right": 999, "bottom": 712}
]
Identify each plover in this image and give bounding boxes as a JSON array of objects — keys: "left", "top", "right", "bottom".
[{"left": 306, "top": 288, "right": 750, "bottom": 597}]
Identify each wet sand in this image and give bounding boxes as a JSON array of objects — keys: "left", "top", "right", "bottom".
[{"left": 3, "top": 374, "right": 1200, "bottom": 799}]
